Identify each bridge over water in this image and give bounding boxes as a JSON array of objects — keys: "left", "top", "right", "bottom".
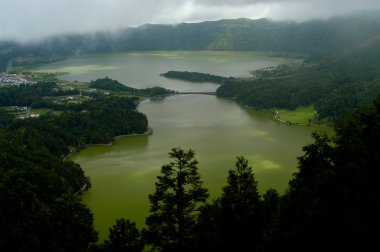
[
  {"left": 176, "top": 91, "right": 216, "bottom": 95},
  {"left": 148, "top": 91, "right": 216, "bottom": 101}
]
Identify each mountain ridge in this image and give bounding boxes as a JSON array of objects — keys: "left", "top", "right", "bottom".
[{"left": 2, "top": 11, "right": 380, "bottom": 70}]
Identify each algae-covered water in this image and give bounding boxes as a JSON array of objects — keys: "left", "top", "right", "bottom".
[{"left": 36, "top": 51, "right": 329, "bottom": 241}]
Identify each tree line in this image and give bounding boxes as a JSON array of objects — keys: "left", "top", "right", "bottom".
[
  {"left": 217, "top": 71, "right": 380, "bottom": 121},
  {"left": 216, "top": 34, "right": 380, "bottom": 121},
  {"left": 89, "top": 77, "right": 174, "bottom": 96},
  {"left": 0, "top": 82, "right": 79, "bottom": 107},
  {"left": 161, "top": 71, "right": 234, "bottom": 84}
]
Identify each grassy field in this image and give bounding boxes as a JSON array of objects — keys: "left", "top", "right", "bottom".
[
  {"left": 58, "top": 81, "right": 89, "bottom": 90},
  {"left": 1, "top": 106, "right": 26, "bottom": 116},
  {"left": 31, "top": 108, "right": 63, "bottom": 116},
  {"left": 277, "top": 106, "right": 317, "bottom": 124}
]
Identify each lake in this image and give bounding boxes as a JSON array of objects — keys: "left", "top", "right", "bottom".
[
  {"left": 35, "top": 50, "right": 293, "bottom": 91},
  {"left": 35, "top": 51, "right": 329, "bottom": 241}
]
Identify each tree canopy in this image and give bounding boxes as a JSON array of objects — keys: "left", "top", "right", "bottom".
[
  {"left": 103, "top": 218, "right": 143, "bottom": 252},
  {"left": 145, "top": 148, "right": 209, "bottom": 252}
]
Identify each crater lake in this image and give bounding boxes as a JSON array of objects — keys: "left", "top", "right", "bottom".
[{"left": 34, "top": 51, "right": 330, "bottom": 241}]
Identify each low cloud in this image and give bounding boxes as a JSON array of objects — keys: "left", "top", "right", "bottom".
[{"left": 1, "top": 0, "right": 379, "bottom": 42}]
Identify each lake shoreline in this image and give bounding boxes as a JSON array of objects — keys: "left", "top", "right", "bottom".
[
  {"left": 65, "top": 126, "right": 153, "bottom": 160},
  {"left": 272, "top": 110, "right": 311, "bottom": 126},
  {"left": 114, "top": 126, "right": 153, "bottom": 139},
  {"left": 37, "top": 51, "right": 319, "bottom": 240}
]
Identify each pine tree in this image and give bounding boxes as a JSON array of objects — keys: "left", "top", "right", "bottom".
[
  {"left": 104, "top": 218, "right": 143, "bottom": 252},
  {"left": 219, "top": 156, "right": 263, "bottom": 251},
  {"left": 144, "top": 148, "right": 208, "bottom": 252}
]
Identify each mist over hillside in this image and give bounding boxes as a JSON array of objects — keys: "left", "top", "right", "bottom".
[
  {"left": 2, "top": 4, "right": 380, "bottom": 251},
  {"left": 1, "top": 11, "right": 380, "bottom": 70}
]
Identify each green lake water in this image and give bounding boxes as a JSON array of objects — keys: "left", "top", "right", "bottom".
[
  {"left": 35, "top": 51, "right": 330, "bottom": 241},
  {"left": 35, "top": 50, "right": 292, "bottom": 91}
]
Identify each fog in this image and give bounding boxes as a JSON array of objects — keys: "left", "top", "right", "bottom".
[{"left": 1, "top": 0, "right": 380, "bottom": 42}]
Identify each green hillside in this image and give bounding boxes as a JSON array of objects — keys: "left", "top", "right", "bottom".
[
  {"left": 2, "top": 11, "right": 380, "bottom": 121},
  {"left": 2, "top": 11, "right": 380, "bottom": 70},
  {"left": 216, "top": 35, "right": 380, "bottom": 120}
]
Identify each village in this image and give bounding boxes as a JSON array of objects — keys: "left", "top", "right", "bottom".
[
  {"left": 0, "top": 71, "right": 102, "bottom": 120},
  {"left": 0, "top": 72, "right": 36, "bottom": 86}
]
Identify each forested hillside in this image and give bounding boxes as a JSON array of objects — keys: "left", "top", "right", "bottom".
[
  {"left": 0, "top": 82, "right": 150, "bottom": 251},
  {"left": 1, "top": 11, "right": 380, "bottom": 70},
  {"left": 216, "top": 33, "right": 380, "bottom": 120}
]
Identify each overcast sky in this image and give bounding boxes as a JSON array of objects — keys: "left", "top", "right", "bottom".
[{"left": 1, "top": 0, "right": 380, "bottom": 42}]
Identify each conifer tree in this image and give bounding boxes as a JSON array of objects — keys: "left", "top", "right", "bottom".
[
  {"left": 145, "top": 148, "right": 208, "bottom": 252},
  {"left": 219, "top": 156, "right": 263, "bottom": 251},
  {"left": 104, "top": 218, "right": 143, "bottom": 252}
]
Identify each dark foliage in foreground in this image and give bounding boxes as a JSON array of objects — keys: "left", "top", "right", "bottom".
[
  {"left": 264, "top": 96, "right": 380, "bottom": 251},
  {"left": 1, "top": 86, "right": 379, "bottom": 251},
  {"left": 0, "top": 128, "right": 97, "bottom": 252},
  {"left": 0, "top": 94, "right": 149, "bottom": 251},
  {"left": 144, "top": 148, "right": 209, "bottom": 252},
  {"left": 98, "top": 96, "right": 380, "bottom": 251},
  {"left": 102, "top": 218, "right": 143, "bottom": 252}
]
